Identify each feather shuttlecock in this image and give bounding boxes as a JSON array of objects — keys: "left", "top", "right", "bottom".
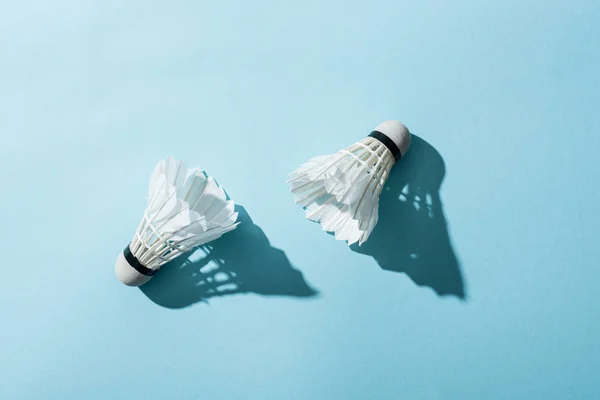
[
  {"left": 287, "top": 120, "right": 411, "bottom": 246},
  {"left": 115, "top": 157, "right": 239, "bottom": 286}
]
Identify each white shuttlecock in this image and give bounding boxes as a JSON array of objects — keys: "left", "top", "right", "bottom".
[
  {"left": 287, "top": 120, "right": 411, "bottom": 246},
  {"left": 115, "top": 157, "right": 239, "bottom": 286}
]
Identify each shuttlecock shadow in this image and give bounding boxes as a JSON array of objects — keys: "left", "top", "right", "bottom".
[
  {"left": 140, "top": 206, "right": 319, "bottom": 308},
  {"left": 351, "top": 135, "right": 466, "bottom": 299}
]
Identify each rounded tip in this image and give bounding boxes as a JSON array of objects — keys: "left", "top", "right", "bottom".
[
  {"left": 115, "top": 251, "right": 153, "bottom": 287},
  {"left": 374, "top": 120, "right": 411, "bottom": 157}
]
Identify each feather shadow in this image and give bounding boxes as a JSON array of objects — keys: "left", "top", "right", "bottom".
[
  {"left": 140, "top": 205, "right": 318, "bottom": 308},
  {"left": 351, "top": 135, "right": 466, "bottom": 299}
]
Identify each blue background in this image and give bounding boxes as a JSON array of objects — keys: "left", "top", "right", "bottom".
[{"left": 1, "top": 1, "right": 599, "bottom": 399}]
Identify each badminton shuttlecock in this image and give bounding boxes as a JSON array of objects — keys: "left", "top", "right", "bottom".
[
  {"left": 115, "top": 157, "right": 239, "bottom": 286},
  {"left": 287, "top": 120, "right": 411, "bottom": 246}
]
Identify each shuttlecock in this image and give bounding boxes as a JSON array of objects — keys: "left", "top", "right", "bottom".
[
  {"left": 115, "top": 157, "right": 239, "bottom": 286},
  {"left": 287, "top": 120, "right": 411, "bottom": 246}
]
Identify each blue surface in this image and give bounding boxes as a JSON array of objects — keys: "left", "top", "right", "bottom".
[{"left": 1, "top": 1, "right": 599, "bottom": 399}]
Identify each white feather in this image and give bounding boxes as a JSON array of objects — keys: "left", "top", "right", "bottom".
[
  {"left": 287, "top": 137, "right": 395, "bottom": 246},
  {"left": 129, "top": 157, "right": 239, "bottom": 270}
]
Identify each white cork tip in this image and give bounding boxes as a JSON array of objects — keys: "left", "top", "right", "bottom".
[
  {"left": 114, "top": 251, "right": 153, "bottom": 287},
  {"left": 374, "top": 120, "right": 411, "bottom": 157}
]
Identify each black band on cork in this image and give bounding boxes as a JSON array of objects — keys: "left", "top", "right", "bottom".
[
  {"left": 123, "top": 244, "right": 157, "bottom": 276},
  {"left": 368, "top": 130, "right": 402, "bottom": 161}
]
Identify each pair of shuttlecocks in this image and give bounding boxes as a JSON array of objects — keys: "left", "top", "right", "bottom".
[{"left": 115, "top": 120, "right": 412, "bottom": 286}]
